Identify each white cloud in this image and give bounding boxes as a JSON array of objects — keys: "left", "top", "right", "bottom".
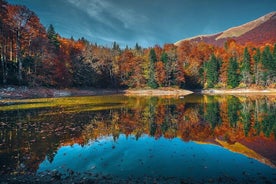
[
  {"left": 67, "top": 0, "right": 148, "bottom": 30},
  {"left": 66, "top": 0, "right": 153, "bottom": 46},
  {"left": 68, "top": 0, "right": 110, "bottom": 22}
]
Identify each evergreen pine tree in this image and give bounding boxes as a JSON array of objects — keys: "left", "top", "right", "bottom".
[
  {"left": 161, "top": 52, "right": 168, "bottom": 63},
  {"left": 112, "top": 41, "right": 120, "bottom": 51},
  {"left": 47, "top": 24, "right": 60, "bottom": 49},
  {"left": 261, "top": 46, "right": 272, "bottom": 68},
  {"left": 272, "top": 44, "right": 276, "bottom": 81},
  {"left": 273, "top": 43, "right": 276, "bottom": 62},
  {"left": 135, "top": 43, "right": 141, "bottom": 51},
  {"left": 206, "top": 54, "right": 220, "bottom": 88},
  {"left": 227, "top": 56, "right": 239, "bottom": 88},
  {"left": 240, "top": 47, "right": 251, "bottom": 86},
  {"left": 261, "top": 46, "right": 274, "bottom": 86},
  {"left": 253, "top": 48, "right": 261, "bottom": 85}
]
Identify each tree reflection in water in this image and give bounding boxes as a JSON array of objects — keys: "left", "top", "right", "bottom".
[{"left": 0, "top": 94, "right": 275, "bottom": 182}]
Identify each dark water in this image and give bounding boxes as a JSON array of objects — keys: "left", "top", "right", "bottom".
[{"left": 0, "top": 94, "right": 275, "bottom": 183}]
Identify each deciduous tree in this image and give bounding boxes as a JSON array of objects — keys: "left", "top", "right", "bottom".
[{"left": 148, "top": 49, "right": 158, "bottom": 88}]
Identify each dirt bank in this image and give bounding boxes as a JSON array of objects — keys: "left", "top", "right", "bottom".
[{"left": 124, "top": 88, "right": 193, "bottom": 96}]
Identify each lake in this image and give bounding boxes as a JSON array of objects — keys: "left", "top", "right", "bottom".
[{"left": 0, "top": 94, "right": 275, "bottom": 183}]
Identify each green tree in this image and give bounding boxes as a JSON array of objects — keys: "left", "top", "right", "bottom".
[
  {"left": 135, "top": 42, "right": 142, "bottom": 51},
  {"left": 206, "top": 54, "right": 220, "bottom": 88},
  {"left": 112, "top": 41, "right": 120, "bottom": 52},
  {"left": 240, "top": 47, "right": 252, "bottom": 86},
  {"left": 261, "top": 46, "right": 276, "bottom": 86},
  {"left": 240, "top": 101, "right": 252, "bottom": 137},
  {"left": 160, "top": 52, "right": 170, "bottom": 87},
  {"left": 227, "top": 96, "right": 240, "bottom": 128},
  {"left": 261, "top": 111, "right": 276, "bottom": 138},
  {"left": 261, "top": 46, "right": 270, "bottom": 85},
  {"left": 262, "top": 46, "right": 273, "bottom": 68},
  {"left": 271, "top": 44, "right": 276, "bottom": 83},
  {"left": 253, "top": 48, "right": 261, "bottom": 85},
  {"left": 47, "top": 24, "right": 60, "bottom": 49},
  {"left": 273, "top": 43, "right": 276, "bottom": 62},
  {"left": 148, "top": 49, "right": 158, "bottom": 88},
  {"left": 161, "top": 52, "right": 168, "bottom": 63},
  {"left": 227, "top": 56, "right": 239, "bottom": 88},
  {"left": 205, "top": 96, "right": 221, "bottom": 129}
]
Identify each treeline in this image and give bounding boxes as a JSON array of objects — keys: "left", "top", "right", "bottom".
[
  {"left": 203, "top": 41, "right": 276, "bottom": 89},
  {"left": 1, "top": 0, "right": 276, "bottom": 89}
]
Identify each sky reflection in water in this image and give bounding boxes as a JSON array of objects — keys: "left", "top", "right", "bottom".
[{"left": 38, "top": 134, "right": 275, "bottom": 182}]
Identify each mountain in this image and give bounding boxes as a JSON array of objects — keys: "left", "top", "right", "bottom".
[{"left": 175, "top": 12, "right": 276, "bottom": 47}]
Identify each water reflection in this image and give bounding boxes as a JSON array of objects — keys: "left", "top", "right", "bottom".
[
  {"left": 38, "top": 135, "right": 275, "bottom": 182},
  {"left": 0, "top": 94, "right": 275, "bottom": 182}
]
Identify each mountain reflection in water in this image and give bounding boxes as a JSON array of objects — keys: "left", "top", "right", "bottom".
[
  {"left": 38, "top": 135, "right": 275, "bottom": 182},
  {"left": 0, "top": 94, "right": 275, "bottom": 183}
]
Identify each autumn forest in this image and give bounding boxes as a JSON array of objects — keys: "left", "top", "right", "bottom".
[
  {"left": 1, "top": 1, "right": 276, "bottom": 183},
  {"left": 1, "top": 1, "right": 276, "bottom": 90}
]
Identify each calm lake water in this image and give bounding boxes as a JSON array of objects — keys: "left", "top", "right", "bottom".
[{"left": 0, "top": 94, "right": 275, "bottom": 183}]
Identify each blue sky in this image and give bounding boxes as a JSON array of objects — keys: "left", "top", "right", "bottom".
[{"left": 7, "top": 0, "right": 276, "bottom": 47}]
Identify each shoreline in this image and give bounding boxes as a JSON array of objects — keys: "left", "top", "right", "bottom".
[
  {"left": 0, "top": 86, "right": 124, "bottom": 99},
  {"left": 0, "top": 86, "right": 194, "bottom": 99},
  {"left": 124, "top": 89, "right": 194, "bottom": 96},
  {"left": 200, "top": 88, "right": 276, "bottom": 95},
  {"left": 1, "top": 86, "right": 276, "bottom": 99}
]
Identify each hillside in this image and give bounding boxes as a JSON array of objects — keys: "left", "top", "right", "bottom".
[{"left": 175, "top": 12, "right": 276, "bottom": 47}]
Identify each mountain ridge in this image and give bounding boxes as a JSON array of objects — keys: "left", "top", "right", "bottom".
[{"left": 175, "top": 11, "right": 276, "bottom": 47}]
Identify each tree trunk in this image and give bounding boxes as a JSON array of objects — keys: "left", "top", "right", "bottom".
[
  {"left": 1, "top": 29, "right": 7, "bottom": 84},
  {"left": 0, "top": 47, "right": 4, "bottom": 84},
  {"left": 16, "top": 30, "right": 22, "bottom": 84}
]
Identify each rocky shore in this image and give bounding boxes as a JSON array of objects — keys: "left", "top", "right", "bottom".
[{"left": 0, "top": 171, "right": 245, "bottom": 184}]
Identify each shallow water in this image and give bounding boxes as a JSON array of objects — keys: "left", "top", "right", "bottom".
[{"left": 0, "top": 94, "right": 276, "bottom": 183}]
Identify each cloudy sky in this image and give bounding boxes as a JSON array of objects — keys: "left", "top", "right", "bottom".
[{"left": 7, "top": 0, "right": 276, "bottom": 47}]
